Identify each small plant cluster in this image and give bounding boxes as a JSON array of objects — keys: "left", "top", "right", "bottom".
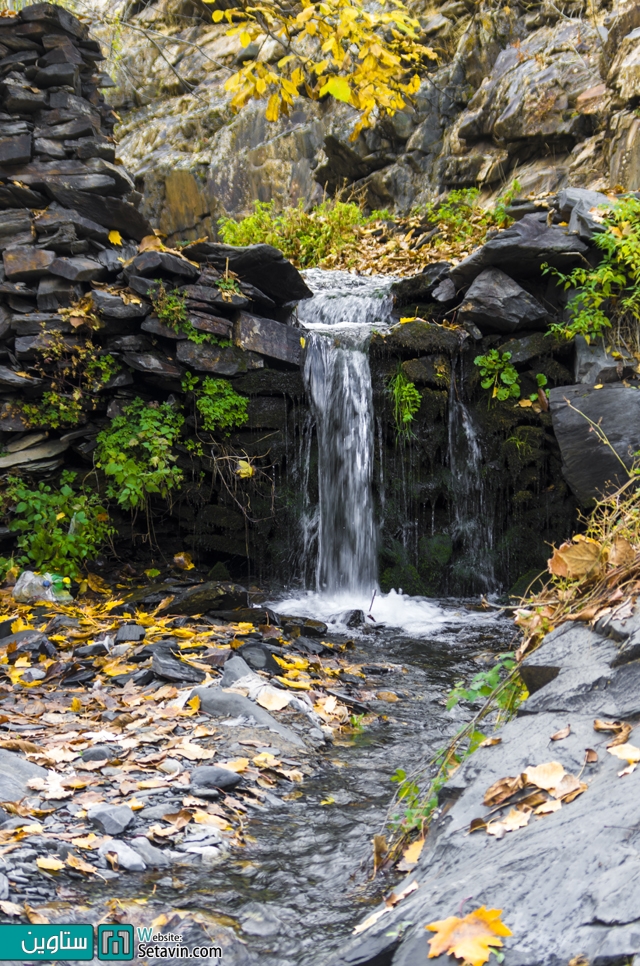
[
  {"left": 388, "top": 369, "right": 422, "bottom": 437},
  {"left": 151, "top": 283, "right": 231, "bottom": 347},
  {"left": 0, "top": 472, "right": 112, "bottom": 578},
  {"left": 544, "top": 195, "right": 640, "bottom": 344},
  {"left": 183, "top": 373, "right": 249, "bottom": 432},
  {"left": 218, "top": 199, "right": 387, "bottom": 269},
  {"left": 474, "top": 351, "right": 549, "bottom": 406}
]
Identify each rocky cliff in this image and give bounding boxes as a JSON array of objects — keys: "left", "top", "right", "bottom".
[{"left": 92, "top": 0, "right": 640, "bottom": 240}]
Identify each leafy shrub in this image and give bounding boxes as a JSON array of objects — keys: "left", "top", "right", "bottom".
[
  {"left": 0, "top": 471, "right": 112, "bottom": 578},
  {"left": 474, "top": 350, "right": 520, "bottom": 403},
  {"left": 543, "top": 196, "right": 640, "bottom": 343},
  {"left": 218, "top": 199, "right": 385, "bottom": 268},
  {"left": 182, "top": 373, "right": 249, "bottom": 432},
  {"left": 152, "top": 283, "right": 230, "bottom": 347},
  {"left": 95, "top": 399, "right": 184, "bottom": 510},
  {"left": 388, "top": 369, "right": 421, "bottom": 436},
  {"left": 20, "top": 391, "right": 84, "bottom": 429}
]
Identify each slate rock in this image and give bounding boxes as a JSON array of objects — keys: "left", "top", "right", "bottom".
[
  {"left": 549, "top": 383, "right": 640, "bottom": 504},
  {"left": 457, "top": 268, "right": 548, "bottom": 334},
  {"left": 3, "top": 247, "right": 55, "bottom": 280},
  {"left": 573, "top": 334, "right": 622, "bottom": 385},
  {"left": 129, "top": 836, "right": 169, "bottom": 868},
  {"left": 219, "top": 656, "right": 257, "bottom": 688},
  {"left": 390, "top": 262, "right": 451, "bottom": 304},
  {"left": 0, "top": 749, "right": 47, "bottom": 802},
  {"left": 0, "top": 366, "right": 42, "bottom": 390},
  {"left": 34, "top": 204, "right": 110, "bottom": 242},
  {"left": 182, "top": 242, "right": 312, "bottom": 305},
  {"left": 114, "top": 623, "right": 145, "bottom": 643},
  {"left": 1, "top": 81, "right": 47, "bottom": 114},
  {"left": 0, "top": 209, "right": 33, "bottom": 251},
  {"left": 176, "top": 341, "right": 264, "bottom": 375},
  {"left": 190, "top": 765, "right": 243, "bottom": 793},
  {"left": 152, "top": 651, "right": 205, "bottom": 684},
  {"left": 191, "top": 687, "right": 305, "bottom": 746},
  {"left": 46, "top": 186, "right": 152, "bottom": 241},
  {"left": 0, "top": 132, "right": 31, "bottom": 164},
  {"left": 0, "top": 439, "right": 68, "bottom": 469},
  {"left": 127, "top": 250, "right": 199, "bottom": 281},
  {"left": 34, "top": 63, "right": 78, "bottom": 88},
  {"left": 373, "top": 320, "right": 462, "bottom": 356},
  {"left": 450, "top": 212, "right": 590, "bottom": 287},
  {"left": 87, "top": 803, "right": 135, "bottom": 835},
  {"left": 234, "top": 312, "right": 301, "bottom": 366},
  {"left": 49, "top": 255, "right": 105, "bottom": 282},
  {"left": 90, "top": 290, "right": 150, "bottom": 320},
  {"left": 140, "top": 316, "right": 186, "bottom": 340},
  {"left": 81, "top": 744, "right": 122, "bottom": 762},
  {"left": 37, "top": 276, "right": 82, "bottom": 311},
  {"left": 98, "top": 839, "right": 145, "bottom": 872},
  {"left": 19, "top": 3, "right": 89, "bottom": 41},
  {"left": 236, "top": 643, "right": 281, "bottom": 675},
  {"left": 123, "top": 352, "right": 183, "bottom": 379},
  {"left": 401, "top": 355, "right": 450, "bottom": 389}
]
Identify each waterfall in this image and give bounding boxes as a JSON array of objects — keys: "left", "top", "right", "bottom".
[
  {"left": 297, "top": 270, "right": 395, "bottom": 595},
  {"left": 448, "top": 362, "right": 497, "bottom": 592}
]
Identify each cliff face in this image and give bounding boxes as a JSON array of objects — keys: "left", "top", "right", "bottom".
[{"left": 95, "top": 0, "right": 638, "bottom": 241}]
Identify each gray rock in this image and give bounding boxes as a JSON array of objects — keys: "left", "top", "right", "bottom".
[
  {"left": 91, "top": 290, "right": 151, "bottom": 319},
  {"left": 237, "top": 643, "right": 281, "bottom": 676},
  {"left": 190, "top": 765, "right": 243, "bottom": 793},
  {"left": 549, "top": 383, "right": 640, "bottom": 504},
  {"left": 152, "top": 651, "right": 205, "bottom": 684},
  {"left": 98, "top": 839, "right": 146, "bottom": 872},
  {"left": 0, "top": 872, "right": 8, "bottom": 900},
  {"left": 49, "top": 256, "right": 106, "bottom": 283},
  {"left": 129, "top": 836, "right": 170, "bottom": 868},
  {"left": 81, "top": 744, "right": 122, "bottom": 763},
  {"left": 115, "top": 623, "right": 146, "bottom": 643},
  {"left": 390, "top": 262, "right": 451, "bottom": 305},
  {"left": 335, "top": 615, "right": 640, "bottom": 966},
  {"left": 123, "top": 352, "right": 183, "bottom": 379},
  {"left": 176, "top": 341, "right": 264, "bottom": 376},
  {"left": 0, "top": 750, "right": 48, "bottom": 802},
  {"left": 234, "top": 312, "right": 301, "bottom": 366},
  {"left": 573, "top": 335, "right": 623, "bottom": 385},
  {"left": 0, "top": 440, "right": 69, "bottom": 470},
  {"left": 0, "top": 366, "right": 42, "bottom": 390},
  {"left": 191, "top": 687, "right": 305, "bottom": 747},
  {"left": 87, "top": 803, "right": 135, "bottom": 836},
  {"left": 180, "top": 242, "right": 312, "bottom": 305},
  {"left": 457, "top": 268, "right": 547, "bottom": 334},
  {"left": 3, "top": 248, "right": 55, "bottom": 281},
  {"left": 220, "top": 655, "right": 255, "bottom": 687}
]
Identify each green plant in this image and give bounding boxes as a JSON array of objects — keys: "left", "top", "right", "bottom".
[
  {"left": 492, "top": 177, "right": 522, "bottom": 229},
  {"left": 218, "top": 199, "right": 383, "bottom": 269},
  {"left": 543, "top": 196, "right": 640, "bottom": 344},
  {"left": 20, "top": 391, "right": 84, "bottom": 430},
  {"left": 85, "top": 353, "right": 121, "bottom": 386},
  {"left": 446, "top": 653, "right": 523, "bottom": 713},
  {"left": 185, "top": 374, "right": 249, "bottom": 433},
  {"left": 94, "top": 398, "right": 185, "bottom": 511},
  {"left": 529, "top": 372, "right": 548, "bottom": 402},
  {"left": 474, "top": 350, "right": 520, "bottom": 404},
  {"left": 0, "top": 471, "right": 113, "bottom": 578},
  {"left": 151, "top": 283, "right": 229, "bottom": 346},
  {"left": 349, "top": 712, "right": 365, "bottom": 732},
  {"left": 388, "top": 369, "right": 421, "bottom": 437}
]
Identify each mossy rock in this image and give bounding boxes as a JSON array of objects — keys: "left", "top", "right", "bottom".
[
  {"left": 401, "top": 354, "right": 451, "bottom": 388},
  {"left": 372, "top": 320, "right": 462, "bottom": 356},
  {"left": 232, "top": 369, "right": 304, "bottom": 396}
]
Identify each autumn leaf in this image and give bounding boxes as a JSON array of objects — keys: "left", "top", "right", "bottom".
[
  {"left": 0, "top": 900, "right": 22, "bottom": 916},
  {"left": 139, "top": 234, "right": 164, "bottom": 253},
  {"left": 256, "top": 687, "right": 291, "bottom": 711},
  {"left": 548, "top": 538, "right": 603, "bottom": 579},
  {"left": 534, "top": 799, "right": 562, "bottom": 815},
  {"left": 319, "top": 76, "right": 352, "bottom": 103},
  {"left": 36, "top": 856, "right": 65, "bottom": 872},
  {"left": 550, "top": 724, "right": 571, "bottom": 741},
  {"left": 426, "top": 907, "right": 512, "bottom": 966},
  {"left": 609, "top": 536, "right": 635, "bottom": 568},
  {"left": 486, "top": 807, "right": 530, "bottom": 838},
  {"left": 173, "top": 552, "right": 194, "bottom": 571},
  {"left": 236, "top": 459, "right": 255, "bottom": 478},
  {"left": 607, "top": 742, "right": 640, "bottom": 764},
  {"left": 522, "top": 761, "right": 565, "bottom": 791},
  {"left": 397, "top": 837, "right": 423, "bottom": 871},
  {"left": 108, "top": 230, "right": 122, "bottom": 246},
  {"left": 478, "top": 737, "right": 502, "bottom": 748},
  {"left": 87, "top": 573, "right": 110, "bottom": 595},
  {"left": 24, "top": 903, "right": 50, "bottom": 924},
  {"left": 594, "top": 718, "right": 632, "bottom": 747},
  {"left": 66, "top": 852, "right": 98, "bottom": 875},
  {"left": 483, "top": 774, "right": 523, "bottom": 807},
  {"left": 551, "top": 774, "right": 587, "bottom": 802}
]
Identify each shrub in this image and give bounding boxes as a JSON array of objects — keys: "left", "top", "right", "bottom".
[
  {"left": 0, "top": 471, "right": 112, "bottom": 578},
  {"left": 95, "top": 399, "right": 184, "bottom": 510},
  {"left": 194, "top": 376, "right": 249, "bottom": 432}
]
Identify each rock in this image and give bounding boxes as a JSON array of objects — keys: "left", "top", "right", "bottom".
[
  {"left": 123, "top": 352, "right": 183, "bottom": 380},
  {"left": 3, "top": 247, "right": 55, "bottom": 280},
  {"left": 152, "top": 651, "right": 205, "bottom": 684},
  {"left": 182, "top": 242, "right": 312, "bottom": 305},
  {"left": 87, "top": 803, "right": 135, "bottom": 835},
  {"left": 0, "top": 209, "right": 33, "bottom": 250},
  {"left": 49, "top": 255, "right": 105, "bottom": 282},
  {"left": 219, "top": 655, "right": 256, "bottom": 687},
  {"left": 573, "top": 335, "right": 623, "bottom": 384},
  {"left": 0, "top": 440, "right": 69, "bottom": 469},
  {"left": 0, "top": 749, "right": 48, "bottom": 802},
  {"left": 34, "top": 204, "right": 110, "bottom": 243},
  {"left": 401, "top": 355, "right": 451, "bottom": 389},
  {"left": 556, "top": 188, "right": 611, "bottom": 221},
  {"left": 0, "top": 366, "right": 42, "bottom": 390},
  {"left": 374, "top": 320, "right": 463, "bottom": 356},
  {"left": 608, "top": 25, "right": 640, "bottom": 103},
  {"left": 390, "top": 262, "right": 451, "bottom": 305},
  {"left": 549, "top": 384, "right": 640, "bottom": 504},
  {"left": 457, "top": 268, "right": 548, "bottom": 334},
  {"left": 114, "top": 623, "right": 146, "bottom": 643},
  {"left": 497, "top": 331, "right": 568, "bottom": 365},
  {"left": 46, "top": 186, "right": 152, "bottom": 241},
  {"left": 81, "top": 744, "right": 122, "bottom": 762},
  {"left": 91, "top": 290, "right": 151, "bottom": 319},
  {"left": 127, "top": 250, "right": 199, "bottom": 281},
  {"left": 450, "top": 213, "right": 590, "bottom": 288},
  {"left": 98, "top": 839, "right": 146, "bottom": 872},
  {"left": 0, "top": 872, "right": 8, "bottom": 900},
  {"left": 176, "top": 341, "right": 264, "bottom": 375},
  {"left": 0, "top": 132, "right": 31, "bottom": 164},
  {"left": 191, "top": 687, "right": 305, "bottom": 746},
  {"left": 233, "top": 312, "right": 302, "bottom": 366},
  {"left": 277, "top": 614, "right": 328, "bottom": 638},
  {"left": 129, "top": 836, "right": 169, "bottom": 868},
  {"left": 190, "top": 764, "right": 243, "bottom": 794},
  {"left": 335, "top": 615, "right": 640, "bottom": 966}
]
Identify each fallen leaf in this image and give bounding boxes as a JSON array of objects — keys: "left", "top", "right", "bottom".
[
  {"left": 397, "top": 837, "right": 424, "bottom": 871},
  {"left": 173, "top": 552, "right": 194, "bottom": 571},
  {"left": 0, "top": 900, "right": 22, "bottom": 916},
  {"left": 551, "top": 774, "right": 587, "bottom": 802},
  {"left": 353, "top": 908, "right": 388, "bottom": 935},
  {"left": 108, "top": 230, "right": 122, "bottom": 246},
  {"left": 162, "top": 809, "right": 192, "bottom": 830},
  {"left": 66, "top": 852, "right": 97, "bottom": 875},
  {"left": 469, "top": 818, "right": 488, "bottom": 833},
  {"left": 256, "top": 687, "right": 291, "bottom": 711},
  {"left": 87, "top": 573, "right": 110, "bottom": 595},
  {"left": 252, "top": 752, "right": 281, "bottom": 769},
  {"left": 618, "top": 763, "right": 637, "bottom": 776},
  {"left": 426, "top": 907, "right": 512, "bottom": 966},
  {"left": 192, "top": 810, "right": 229, "bottom": 829},
  {"left": 71, "top": 834, "right": 102, "bottom": 850},
  {"left": 36, "top": 856, "right": 65, "bottom": 872},
  {"left": 320, "top": 796, "right": 335, "bottom": 806},
  {"left": 548, "top": 539, "right": 603, "bottom": 579},
  {"left": 534, "top": 799, "right": 562, "bottom": 815},
  {"left": 550, "top": 725, "right": 571, "bottom": 741},
  {"left": 376, "top": 691, "right": 399, "bottom": 702},
  {"left": 523, "top": 761, "right": 565, "bottom": 791},
  {"left": 385, "top": 880, "right": 419, "bottom": 907},
  {"left": 594, "top": 718, "right": 633, "bottom": 747},
  {"left": 519, "top": 790, "right": 548, "bottom": 809},
  {"left": 607, "top": 743, "right": 640, "bottom": 763},
  {"left": 24, "top": 903, "right": 50, "bottom": 924},
  {"left": 0, "top": 738, "right": 40, "bottom": 754},
  {"left": 175, "top": 741, "right": 215, "bottom": 761},
  {"left": 585, "top": 748, "right": 598, "bottom": 763},
  {"left": 609, "top": 536, "right": 635, "bottom": 568},
  {"left": 478, "top": 737, "right": 502, "bottom": 748},
  {"left": 486, "top": 807, "right": 531, "bottom": 838},
  {"left": 483, "top": 774, "right": 523, "bottom": 807},
  {"left": 218, "top": 757, "right": 249, "bottom": 773},
  {"left": 187, "top": 695, "right": 200, "bottom": 713},
  {"left": 139, "top": 234, "right": 164, "bottom": 252},
  {"left": 236, "top": 459, "right": 254, "bottom": 478}
]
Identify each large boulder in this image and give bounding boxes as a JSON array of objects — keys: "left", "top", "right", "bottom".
[
  {"left": 549, "top": 383, "right": 640, "bottom": 505},
  {"left": 457, "top": 268, "right": 547, "bottom": 334},
  {"left": 334, "top": 616, "right": 640, "bottom": 966},
  {"left": 181, "top": 242, "right": 313, "bottom": 305}
]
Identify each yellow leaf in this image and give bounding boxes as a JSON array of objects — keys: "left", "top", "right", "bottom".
[
  {"left": 240, "top": 30, "right": 251, "bottom": 47},
  {"left": 609, "top": 536, "right": 635, "bottom": 568},
  {"left": 518, "top": 398, "right": 533, "bottom": 408},
  {"left": 66, "top": 852, "right": 98, "bottom": 875},
  {"left": 319, "top": 76, "right": 352, "bottom": 103},
  {"left": 70, "top": 697, "right": 83, "bottom": 712},
  {"left": 173, "top": 552, "right": 195, "bottom": 570},
  {"left": 108, "top": 230, "right": 122, "bottom": 246},
  {"left": 397, "top": 837, "right": 424, "bottom": 871},
  {"left": 14, "top": 655, "right": 31, "bottom": 668},
  {"left": 523, "top": 761, "right": 565, "bottom": 791},
  {"left": 252, "top": 751, "right": 281, "bottom": 768},
  {"left": 25, "top": 904, "right": 50, "bottom": 924},
  {"left": 236, "top": 459, "right": 255, "bottom": 478},
  {"left": 320, "top": 796, "right": 335, "bottom": 805},
  {"left": 219, "top": 757, "right": 249, "bottom": 772},
  {"left": 36, "top": 856, "right": 65, "bottom": 872},
  {"left": 211, "top": 8, "right": 224, "bottom": 18},
  {"left": 187, "top": 694, "right": 201, "bottom": 712},
  {"left": 265, "top": 94, "right": 280, "bottom": 122},
  {"left": 608, "top": 742, "right": 640, "bottom": 763},
  {"left": 426, "top": 907, "right": 512, "bottom": 966},
  {"left": 300, "top": 336, "right": 306, "bottom": 348},
  {"left": 71, "top": 834, "right": 101, "bottom": 849},
  {"left": 87, "top": 573, "right": 110, "bottom": 594},
  {"left": 256, "top": 687, "right": 291, "bottom": 711}
]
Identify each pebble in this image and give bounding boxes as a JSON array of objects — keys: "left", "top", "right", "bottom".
[
  {"left": 158, "top": 758, "right": 181, "bottom": 775},
  {"left": 87, "top": 803, "right": 135, "bottom": 835}
]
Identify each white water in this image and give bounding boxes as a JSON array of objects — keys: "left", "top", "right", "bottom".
[{"left": 274, "top": 269, "right": 480, "bottom": 637}]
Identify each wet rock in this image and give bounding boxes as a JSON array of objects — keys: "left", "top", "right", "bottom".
[
  {"left": 3, "top": 247, "right": 55, "bottom": 280},
  {"left": 127, "top": 250, "right": 199, "bottom": 281},
  {"left": 0, "top": 366, "right": 42, "bottom": 390},
  {"left": 0, "top": 209, "right": 33, "bottom": 250},
  {"left": 233, "top": 312, "right": 301, "bottom": 366},
  {"left": 450, "top": 213, "right": 590, "bottom": 288},
  {"left": 237, "top": 642, "right": 281, "bottom": 675},
  {"left": 190, "top": 765, "right": 243, "bottom": 795},
  {"left": 240, "top": 903, "right": 283, "bottom": 938},
  {"left": 549, "top": 383, "right": 640, "bottom": 505},
  {"left": 573, "top": 335, "right": 623, "bottom": 385},
  {"left": 0, "top": 132, "right": 31, "bottom": 164},
  {"left": 457, "top": 268, "right": 548, "bottom": 334},
  {"left": 401, "top": 355, "right": 450, "bottom": 389},
  {"left": 129, "top": 836, "right": 170, "bottom": 868},
  {"left": 375, "top": 320, "right": 462, "bottom": 356},
  {"left": 182, "top": 242, "right": 312, "bottom": 305},
  {"left": 87, "top": 803, "right": 135, "bottom": 835},
  {"left": 114, "top": 623, "right": 145, "bottom": 643},
  {"left": 91, "top": 290, "right": 151, "bottom": 320},
  {"left": 191, "top": 687, "right": 305, "bottom": 746},
  {"left": 152, "top": 651, "right": 205, "bottom": 684},
  {"left": 277, "top": 615, "right": 328, "bottom": 638},
  {"left": 98, "top": 839, "right": 146, "bottom": 872},
  {"left": 0, "top": 749, "right": 48, "bottom": 802},
  {"left": 176, "top": 341, "right": 264, "bottom": 375},
  {"left": 390, "top": 262, "right": 451, "bottom": 305}
]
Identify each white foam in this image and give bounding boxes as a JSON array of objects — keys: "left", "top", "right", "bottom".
[{"left": 270, "top": 588, "right": 477, "bottom": 638}]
